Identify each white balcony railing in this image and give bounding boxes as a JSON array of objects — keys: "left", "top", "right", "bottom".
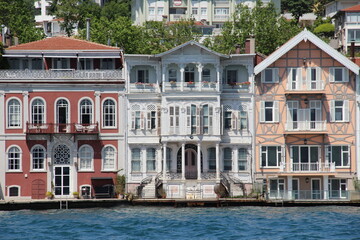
[
  {"left": 280, "top": 162, "right": 335, "bottom": 173},
  {"left": 287, "top": 80, "right": 324, "bottom": 91},
  {"left": 0, "top": 70, "right": 122, "bottom": 80},
  {"left": 164, "top": 82, "right": 219, "bottom": 92},
  {"left": 285, "top": 121, "right": 326, "bottom": 131},
  {"left": 222, "top": 83, "right": 250, "bottom": 92},
  {"left": 129, "top": 83, "right": 159, "bottom": 93}
]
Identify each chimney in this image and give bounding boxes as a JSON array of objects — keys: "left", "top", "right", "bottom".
[
  {"left": 245, "top": 37, "right": 255, "bottom": 54},
  {"left": 350, "top": 41, "right": 355, "bottom": 61},
  {"left": 235, "top": 44, "right": 241, "bottom": 54},
  {"left": 86, "top": 18, "right": 90, "bottom": 41}
]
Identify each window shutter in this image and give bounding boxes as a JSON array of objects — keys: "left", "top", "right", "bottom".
[
  {"left": 131, "top": 112, "right": 135, "bottom": 130},
  {"left": 231, "top": 111, "right": 237, "bottom": 130},
  {"left": 186, "top": 106, "right": 191, "bottom": 134},
  {"left": 260, "top": 101, "right": 265, "bottom": 122},
  {"left": 209, "top": 106, "right": 213, "bottom": 134},
  {"left": 344, "top": 69, "right": 349, "bottom": 82},
  {"left": 157, "top": 107, "right": 161, "bottom": 135},
  {"left": 316, "top": 67, "right": 321, "bottom": 81},
  {"left": 140, "top": 112, "right": 145, "bottom": 129},
  {"left": 169, "top": 107, "right": 174, "bottom": 127},
  {"left": 261, "top": 70, "right": 265, "bottom": 83},
  {"left": 197, "top": 106, "right": 201, "bottom": 135},
  {"left": 344, "top": 100, "right": 350, "bottom": 122},
  {"left": 274, "top": 101, "right": 280, "bottom": 122},
  {"left": 273, "top": 68, "right": 279, "bottom": 83},
  {"left": 297, "top": 68, "right": 302, "bottom": 89},
  {"left": 147, "top": 112, "right": 151, "bottom": 129},
  {"left": 306, "top": 68, "right": 311, "bottom": 89},
  {"left": 348, "top": 145, "right": 351, "bottom": 165},
  {"left": 281, "top": 146, "right": 285, "bottom": 166},
  {"left": 220, "top": 105, "right": 224, "bottom": 135},
  {"left": 325, "top": 145, "right": 330, "bottom": 164},
  {"left": 330, "top": 100, "right": 335, "bottom": 122},
  {"left": 287, "top": 68, "right": 291, "bottom": 90},
  {"left": 329, "top": 68, "right": 334, "bottom": 82}
]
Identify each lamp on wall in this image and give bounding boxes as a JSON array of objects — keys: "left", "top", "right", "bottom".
[
  {"left": 304, "top": 98, "right": 309, "bottom": 105},
  {"left": 303, "top": 58, "right": 307, "bottom": 66},
  {"left": 304, "top": 138, "right": 308, "bottom": 145},
  {"left": 305, "top": 177, "right": 310, "bottom": 184}
]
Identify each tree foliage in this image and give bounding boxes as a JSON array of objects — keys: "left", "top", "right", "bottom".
[
  {"left": 281, "top": 0, "right": 313, "bottom": 21},
  {"left": 313, "top": 23, "right": 335, "bottom": 37},
  {"left": 0, "top": 0, "right": 44, "bottom": 44},
  {"left": 205, "top": 1, "right": 301, "bottom": 56}
]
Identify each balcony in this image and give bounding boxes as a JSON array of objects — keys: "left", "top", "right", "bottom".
[
  {"left": 0, "top": 70, "right": 123, "bottom": 81},
  {"left": 26, "top": 123, "right": 99, "bottom": 134},
  {"left": 285, "top": 121, "right": 327, "bottom": 133},
  {"left": 169, "top": 14, "right": 186, "bottom": 21},
  {"left": 164, "top": 82, "right": 219, "bottom": 92},
  {"left": 268, "top": 190, "right": 350, "bottom": 200},
  {"left": 129, "top": 83, "right": 159, "bottom": 93},
  {"left": 213, "top": 15, "right": 229, "bottom": 21},
  {"left": 280, "top": 162, "right": 335, "bottom": 173},
  {"left": 222, "top": 83, "right": 250, "bottom": 92},
  {"left": 285, "top": 80, "right": 325, "bottom": 94}
]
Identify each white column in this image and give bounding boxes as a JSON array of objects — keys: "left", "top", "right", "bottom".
[
  {"left": 287, "top": 176, "right": 293, "bottom": 200},
  {"left": 180, "top": 65, "right": 185, "bottom": 92},
  {"left": 233, "top": 147, "right": 238, "bottom": 173},
  {"left": 22, "top": 91, "right": 29, "bottom": 132},
  {"left": 0, "top": 91, "right": 5, "bottom": 198},
  {"left": 323, "top": 175, "right": 329, "bottom": 200},
  {"left": 162, "top": 65, "right": 166, "bottom": 92},
  {"left": 197, "top": 64, "right": 203, "bottom": 91},
  {"left": 216, "top": 64, "right": 221, "bottom": 92},
  {"left": 181, "top": 143, "right": 185, "bottom": 180},
  {"left": 163, "top": 142, "right": 167, "bottom": 179},
  {"left": 142, "top": 147, "right": 146, "bottom": 175},
  {"left": 216, "top": 143, "right": 220, "bottom": 181},
  {"left": 197, "top": 142, "right": 201, "bottom": 180},
  {"left": 94, "top": 91, "right": 101, "bottom": 126}
]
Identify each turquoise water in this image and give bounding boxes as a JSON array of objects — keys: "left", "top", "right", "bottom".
[{"left": 1, "top": 206, "right": 360, "bottom": 240}]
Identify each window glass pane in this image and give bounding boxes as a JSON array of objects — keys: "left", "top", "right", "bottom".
[
  {"left": 332, "top": 146, "right": 341, "bottom": 166},
  {"left": 9, "top": 187, "right": 19, "bottom": 196},
  {"left": 265, "top": 69, "right": 273, "bottom": 82},
  {"left": 268, "top": 147, "right": 277, "bottom": 166},
  {"left": 334, "top": 69, "right": 343, "bottom": 81}
]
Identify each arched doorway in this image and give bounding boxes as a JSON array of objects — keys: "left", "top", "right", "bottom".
[
  {"left": 177, "top": 144, "right": 202, "bottom": 179},
  {"left": 53, "top": 144, "right": 71, "bottom": 196}
]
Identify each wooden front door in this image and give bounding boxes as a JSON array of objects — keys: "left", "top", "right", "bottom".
[
  {"left": 185, "top": 149, "right": 197, "bottom": 179},
  {"left": 31, "top": 179, "right": 45, "bottom": 199}
]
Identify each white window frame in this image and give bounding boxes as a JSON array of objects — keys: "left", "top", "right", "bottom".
[
  {"left": 137, "top": 69, "right": 149, "bottom": 83},
  {"left": 30, "top": 97, "right": 46, "bottom": 124},
  {"left": 223, "top": 147, "right": 232, "bottom": 171},
  {"left": 78, "top": 145, "right": 94, "bottom": 171},
  {"left": 201, "top": 7, "right": 207, "bottom": 15},
  {"left": 208, "top": 147, "right": 216, "bottom": 171},
  {"left": 238, "top": 110, "right": 247, "bottom": 130},
  {"left": 260, "top": 101, "right": 279, "bottom": 123},
  {"left": 330, "top": 100, "right": 349, "bottom": 122},
  {"left": 102, "top": 98, "right": 117, "bottom": 128},
  {"left": 78, "top": 98, "right": 93, "bottom": 125},
  {"left": 101, "top": 145, "right": 116, "bottom": 171},
  {"left": 329, "top": 67, "right": 349, "bottom": 83},
  {"left": 238, "top": 148, "right": 248, "bottom": 171},
  {"left": 100, "top": 58, "right": 115, "bottom": 69},
  {"left": 192, "top": 7, "right": 198, "bottom": 15},
  {"left": 55, "top": 97, "right": 70, "bottom": 125},
  {"left": 131, "top": 148, "right": 141, "bottom": 172},
  {"left": 326, "top": 145, "right": 350, "bottom": 168},
  {"left": 80, "top": 184, "right": 92, "bottom": 198},
  {"left": 31, "top": 145, "right": 46, "bottom": 172},
  {"left": 8, "top": 185, "right": 21, "bottom": 197},
  {"left": 146, "top": 148, "right": 156, "bottom": 172},
  {"left": 149, "top": 7, "right": 155, "bottom": 15},
  {"left": 7, "top": 145, "right": 22, "bottom": 172},
  {"left": 261, "top": 146, "right": 283, "bottom": 168},
  {"left": 261, "top": 68, "right": 279, "bottom": 83},
  {"left": 7, "top": 97, "right": 22, "bottom": 129},
  {"left": 157, "top": 7, "right": 164, "bottom": 15}
]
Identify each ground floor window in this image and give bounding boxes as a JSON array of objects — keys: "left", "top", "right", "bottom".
[
  {"left": 147, "top": 148, "right": 156, "bottom": 172},
  {"left": 9, "top": 186, "right": 19, "bottom": 197},
  {"left": 131, "top": 148, "right": 141, "bottom": 172},
  {"left": 328, "top": 179, "right": 347, "bottom": 199},
  {"left": 269, "top": 179, "right": 285, "bottom": 198}
]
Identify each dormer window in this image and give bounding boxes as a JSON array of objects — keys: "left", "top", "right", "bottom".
[{"left": 137, "top": 70, "right": 149, "bottom": 83}]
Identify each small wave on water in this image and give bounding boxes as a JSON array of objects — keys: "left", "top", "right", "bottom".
[{"left": 0, "top": 206, "right": 360, "bottom": 240}]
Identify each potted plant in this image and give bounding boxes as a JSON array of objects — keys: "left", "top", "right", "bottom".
[
  {"left": 73, "top": 191, "right": 79, "bottom": 199},
  {"left": 115, "top": 174, "right": 126, "bottom": 199},
  {"left": 187, "top": 81, "right": 195, "bottom": 86},
  {"left": 45, "top": 191, "right": 54, "bottom": 200}
]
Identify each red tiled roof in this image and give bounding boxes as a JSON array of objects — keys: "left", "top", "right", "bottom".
[
  {"left": 341, "top": 4, "right": 360, "bottom": 12},
  {"left": 7, "top": 37, "right": 119, "bottom": 51}
]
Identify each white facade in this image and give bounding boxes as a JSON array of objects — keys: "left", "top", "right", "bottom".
[{"left": 124, "top": 41, "right": 255, "bottom": 199}]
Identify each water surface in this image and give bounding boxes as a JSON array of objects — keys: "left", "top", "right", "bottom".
[{"left": 1, "top": 206, "right": 359, "bottom": 240}]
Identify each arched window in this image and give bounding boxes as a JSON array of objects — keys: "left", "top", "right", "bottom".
[
  {"left": 31, "top": 99, "right": 45, "bottom": 124},
  {"left": 8, "top": 99, "right": 21, "bottom": 127},
  {"left": 8, "top": 146, "right": 21, "bottom": 170},
  {"left": 80, "top": 99, "right": 92, "bottom": 124},
  {"left": 223, "top": 148, "right": 232, "bottom": 171},
  {"left": 103, "top": 99, "right": 116, "bottom": 127},
  {"left": 102, "top": 146, "right": 115, "bottom": 170},
  {"left": 32, "top": 145, "right": 45, "bottom": 170},
  {"left": 56, "top": 99, "right": 69, "bottom": 125},
  {"left": 79, "top": 145, "right": 93, "bottom": 171},
  {"left": 131, "top": 148, "right": 141, "bottom": 172},
  {"left": 146, "top": 148, "right": 156, "bottom": 172},
  {"left": 9, "top": 186, "right": 20, "bottom": 197}
]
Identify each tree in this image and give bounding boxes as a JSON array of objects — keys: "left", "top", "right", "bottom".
[
  {"left": 49, "top": 0, "right": 101, "bottom": 36},
  {"left": 205, "top": 1, "right": 300, "bottom": 56},
  {"left": 313, "top": 23, "right": 335, "bottom": 38},
  {"left": 282, "top": 0, "right": 313, "bottom": 22},
  {"left": 0, "top": 0, "right": 44, "bottom": 44},
  {"left": 101, "top": 0, "right": 131, "bottom": 20}
]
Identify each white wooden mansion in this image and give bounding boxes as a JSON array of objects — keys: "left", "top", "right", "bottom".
[{"left": 124, "top": 41, "right": 256, "bottom": 199}]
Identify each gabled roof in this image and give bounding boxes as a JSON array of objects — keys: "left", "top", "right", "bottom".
[
  {"left": 154, "top": 40, "right": 228, "bottom": 58},
  {"left": 254, "top": 29, "right": 359, "bottom": 75},
  {"left": 341, "top": 4, "right": 360, "bottom": 12},
  {"left": 7, "top": 37, "right": 120, "bottom": 51}
]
